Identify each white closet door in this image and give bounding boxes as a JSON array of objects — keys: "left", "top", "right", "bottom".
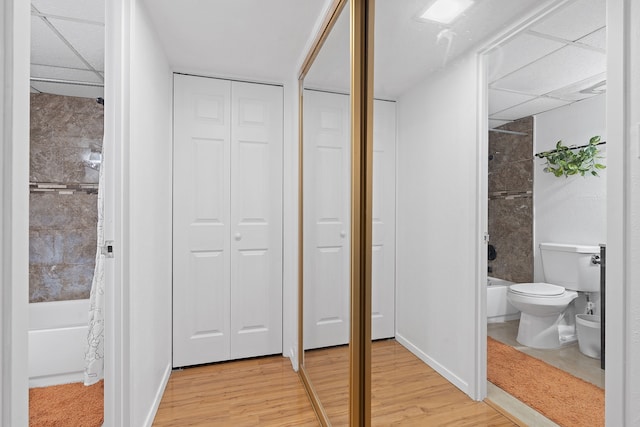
[
  {"left": 173, "top": 74, "right": 232, "bottom": 367},
  {"left": 229, "top": 81, "right": 283, "bottom": 359},
  {"left": 371, "top": 100, "right": 396, "bottom": 340},
  {"left": 303, "top": 90, "right": 351, "bottom": 350}
]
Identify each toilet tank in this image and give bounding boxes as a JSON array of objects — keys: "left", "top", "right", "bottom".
[{"left": 540, "top": 243, "right": 601, "bottom": 292}]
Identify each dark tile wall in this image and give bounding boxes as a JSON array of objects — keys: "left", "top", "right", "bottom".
[
  {"left": 488, "top": 116, "right": 533, "bottom": 283},
  {"left": 29, "top": 93, "right": 103, "bottom": 302}
]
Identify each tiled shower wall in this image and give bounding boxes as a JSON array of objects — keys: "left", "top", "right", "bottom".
[
  {"left": 488, "top": 116, "right": 533, "bottom": 283},
  {"left": 29, "top": 93, "right": 103, "bottom": 302}
]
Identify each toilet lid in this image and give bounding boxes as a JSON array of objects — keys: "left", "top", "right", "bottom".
[{"left": 510, "top": 282, "right": 565, "bottom": 296}]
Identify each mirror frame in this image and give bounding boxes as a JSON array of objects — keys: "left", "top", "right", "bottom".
[{"left": 297, "top": 0, "right": 374, "bottom": 425}]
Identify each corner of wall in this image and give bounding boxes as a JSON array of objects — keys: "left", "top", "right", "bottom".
[
  {"left": 128, "top": 2, "right": 174, "bottom": 425},
  {"left": 282, "top": 76, "right": 300, "bottom": 372}
]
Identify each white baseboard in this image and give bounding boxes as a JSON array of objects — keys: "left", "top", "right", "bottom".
[
  {"left": 395, "top": 333, "right": 470, "bottom": 396},
  {"left": 142, "top": 363, "right": 172, "bottom": 427}
]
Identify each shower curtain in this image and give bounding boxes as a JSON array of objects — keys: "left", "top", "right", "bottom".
[{"left": 84, "top": 154, "right": 105, "bottom": 386}]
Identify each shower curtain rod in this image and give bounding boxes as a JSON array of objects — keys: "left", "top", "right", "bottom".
[
  {"left": 30, "top": 77, "right": 104, "bottom": 88},
  {"left": 30, "top": 182, "right": 99, "bottom": 194},
  {"left": 535, "top": 141, "right": 607, "bottom": 158}
]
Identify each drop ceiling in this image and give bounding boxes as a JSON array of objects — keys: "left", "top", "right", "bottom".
[
  {"left": 29, "top": 0, "right": 606, "bottom": 125},
  {"left": 487, "top": 0, "right": 606, "bottom": 127},
  {"left": 30, "top": 0, "right": 105, "bottom": 99}
]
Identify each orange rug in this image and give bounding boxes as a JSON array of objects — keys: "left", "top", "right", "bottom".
[
  {"left": 29, "top": 380, "right": 103, "bottom": 427},
  {"left": 487, "top": 337, "right": 603, "bottom": 427}
]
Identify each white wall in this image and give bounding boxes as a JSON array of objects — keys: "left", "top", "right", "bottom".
[
  {"left": 533, "top": 95, "right": 606, "bottom": 286},
  {"left": 127, "top": 2, "right": 173, "bottom": 426},
  {"left": 1, "top": 0, "right": 30, "bottom": 424},
  {"left": 396, "top": 54, "right": 481, "bottom": 398}
]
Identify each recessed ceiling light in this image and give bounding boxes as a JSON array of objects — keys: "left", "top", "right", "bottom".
[{"left": 417, "top": 0, "right": 475, "bottom": 24}]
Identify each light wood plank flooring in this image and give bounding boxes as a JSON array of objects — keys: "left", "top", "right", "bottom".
[
  {"left": 153, "top": 356, "right": 318, "bottom": 426},
  {"left": 154, "top": 340, "right": 517, "bottom": 426},
  {"left": 305, "top": 339, "right": 517, "bottom": 426}
]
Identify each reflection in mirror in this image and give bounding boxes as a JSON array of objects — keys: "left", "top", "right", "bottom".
[
  {"left": 301, "top": 0, "right": 606, "bottom": 422},
  {"left": 369, "top": 0, "right": 596, "bottom": 424},
  {"left": 301, "top": 1, "right": 351, "bottom": 424}
]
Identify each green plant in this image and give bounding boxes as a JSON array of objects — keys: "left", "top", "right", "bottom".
[{"left": 537, "top": 135, "right": 606, "bottom": 178}]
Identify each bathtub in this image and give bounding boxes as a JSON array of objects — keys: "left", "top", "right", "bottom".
[
  {"left": 29, "top": 299, "right": 89, "bottom": 387},
  {"left": 487, "top": 277, "right": 520, "bottom": 323}
]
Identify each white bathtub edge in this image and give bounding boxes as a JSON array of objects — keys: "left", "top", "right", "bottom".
[
  {"left": 29, "top": 300, "right": 90, "bottom": 388},
  {"left": 29, "top": 370, "right": 85, "bottom": 388},
  {"left": 486, "top": 278, "right": 520, "bottom": 322}
]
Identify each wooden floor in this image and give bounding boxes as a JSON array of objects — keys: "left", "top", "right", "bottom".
[
  {"left": 153, "top": 356, "right": 318, "bottom": 426},
  {"left": 154, "top": 340, "right": 517, "bottom": 426},
  {"left": 305, "top": 340, "right": 517, "bottom": 426}
]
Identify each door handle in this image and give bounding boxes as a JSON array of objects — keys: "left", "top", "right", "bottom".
[
  {"left": 340, "top": 230, "right": 346, "bottom": 238},
  {"left": 235, "top": 232, "right": 242, "bottom": 241}
]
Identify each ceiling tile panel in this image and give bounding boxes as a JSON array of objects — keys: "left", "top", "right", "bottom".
[
  {"left": 31, "top": 16, "right": 87, "bottom": 69},
  {"left": 545, "top": 91, "right": 596, "bottom": 103},
  {"left": 546, "top": 72, "right": 606, "bottom": 101},
  {"left": 530, "top": 0, "right": 605, "bottom": 41},
  {"left": 489, "top": 89, "right": 536, "bottom": 115},
  {"left": 491, "top": 97, "right": 571, "bottom": 121},
  {"left": 32, "top": 0, "right": 104, "bottom": 23},
  {"left": 577, "top": 27, "right": 606, "bottom": 50},
  {"left": 491, "top": 46, "right": 605, "bottom": 96},
  {"left": 487, "top": 33, "right": 565, "bottom": 82},
  {"left": 49, "top": 19, "right": 104, "bottom": 72}
]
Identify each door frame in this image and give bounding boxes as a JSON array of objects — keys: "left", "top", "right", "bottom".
[
  {"left": 104, "top": 0, "right": 130, "bottom": 424},
  {"left": 474, "top": 1, "right": 631, "bottom": 425},
  {"left": 473, "top": 0, "right": 575, "bottom": 401},
  {"left": 1, "top": 0, "right": 30, "bottom": 424},
  {"left": 2, "top": 1, "right": 125, "bottom": 424}
]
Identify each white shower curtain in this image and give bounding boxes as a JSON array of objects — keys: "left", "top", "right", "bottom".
[{"left": 84, "top": 154, "right": 105, "bottom": 386}]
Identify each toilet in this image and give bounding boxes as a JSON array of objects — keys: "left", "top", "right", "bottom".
[{"left": 507, "top": 243, "right": 600, "bottom": 349}]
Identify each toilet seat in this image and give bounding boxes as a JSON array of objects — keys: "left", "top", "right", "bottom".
[{"left": 509, "top": 282, "right": 565, "bottom": 297}]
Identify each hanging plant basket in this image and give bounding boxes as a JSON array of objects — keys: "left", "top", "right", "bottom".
[{"left": 536, "top": 136, "right": 606, "bottom": 178}]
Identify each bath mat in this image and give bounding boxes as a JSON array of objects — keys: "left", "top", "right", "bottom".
[
  {"left": 29, "top": 380, "right": 103, "bottom": 427},
  {"left": 487, "top": 337, "right": 603, "bottom": 427}
]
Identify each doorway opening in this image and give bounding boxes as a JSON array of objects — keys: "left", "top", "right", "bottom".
[
  {"left": 28, "top": 1, "right": 106, "bottom": 425},
  {"left": 483, "top": 0, "right": 606, "bottom": 424}
]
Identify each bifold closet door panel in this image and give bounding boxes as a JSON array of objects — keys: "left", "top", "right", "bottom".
[
  {"left": 173, "top": 74, "right": 232, "bottom": 367},
  {"left": 302, "top": 92, "right": 396, "bottom": 349},
  {"left": 303, "top": 90, "right": 351, "bottom": 350},
  {"left": 229, "top": 81, "right": 283, "bottom": 359}
]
